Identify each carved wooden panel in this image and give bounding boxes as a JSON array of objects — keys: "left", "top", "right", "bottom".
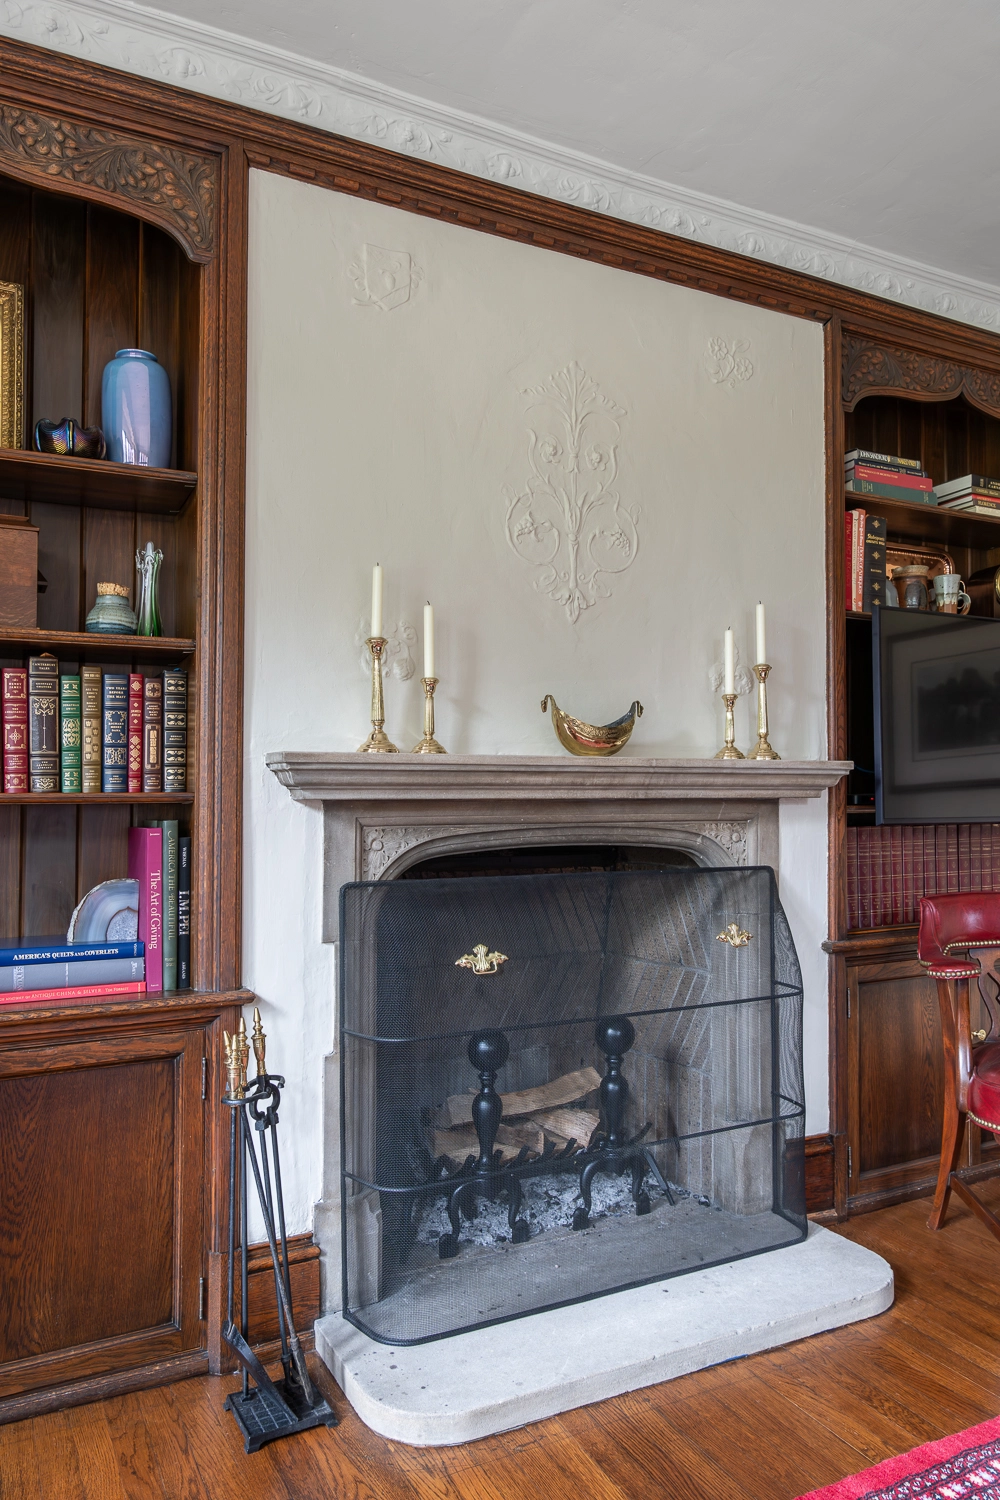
[
  {"left": 0, "top": 107, "right": 216, "bottom": 263},
  {"left": 843, "top": 334, "right": 1000, "bottom": 418}
]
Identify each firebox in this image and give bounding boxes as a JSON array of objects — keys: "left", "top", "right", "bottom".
[{"left": 340, "top": 866, "right": 805, "bottom": 1346}]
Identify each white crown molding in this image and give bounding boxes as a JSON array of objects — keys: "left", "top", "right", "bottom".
[{"left": 4, "top": 0, "right": 1000, "bottom": 334}]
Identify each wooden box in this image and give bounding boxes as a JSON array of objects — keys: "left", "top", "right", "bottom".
[{"left": 0, "top": 513, "right": 38, "bottom": 628}]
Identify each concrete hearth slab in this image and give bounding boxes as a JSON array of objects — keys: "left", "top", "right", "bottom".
[{"left": 315, "top": 1225, "right": 893, "bottom": 1445}]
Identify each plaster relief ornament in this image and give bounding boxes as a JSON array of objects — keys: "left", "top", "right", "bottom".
[
  {"left": 504, "top": 361, "right": 639, "bottom": 624},
  {"left": 355, "top": 617, "right": 416, "bottom": 681},
  {"left": 705, "top": 337, "right": 754, "bottom": 388},
  {"left": 349, "top": 244, "right": 422, "bottom": 311}
]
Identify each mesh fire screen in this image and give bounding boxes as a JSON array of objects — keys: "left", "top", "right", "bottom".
[{"left": 340, "top": 867, "right": 805, "bottom": 1345}]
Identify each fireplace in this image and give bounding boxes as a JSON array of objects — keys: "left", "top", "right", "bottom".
[{"left": 340, "top": 864, "right": 805, "bottom": 1345}]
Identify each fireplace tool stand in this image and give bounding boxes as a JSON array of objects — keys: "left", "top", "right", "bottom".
[
  {"left": 223, "top": 1012, "right": 337, "bottom": 1453},
  {"left": 436, "top": 1018, "right": 669, "bottom": 1259}
]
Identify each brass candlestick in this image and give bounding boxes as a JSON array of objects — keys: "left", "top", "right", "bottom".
[
  {"left": 412, "top": 677, "right": 446, "bottom": 753},
  {"left": 714, "top": 692, "right": 744, "bottom": 759},
  {"left": 358, "top": 636, "right": 399, "bottom": 753},
  {"left": 749, "top": 663, "right": 780, "bottom": 761}
]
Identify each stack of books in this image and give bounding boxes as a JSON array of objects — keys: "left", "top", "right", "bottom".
[
  {"left": 933, "top": 474, "right": 1000, "bottom": 516},
  {"left": 845, "top": 448, "right": 935, "bottom": 505},
  {"left": 0, "top": 937, "right": 145, "bottom": 1004},
  {"left": 847, "top": 824, "right": 1000, "bottom": 929},
  {"left": 845, "top": 508, "right": 888, "bottom": 612},
  {"left": 0, "top": 656, "right": 187, "bottom": 794}
]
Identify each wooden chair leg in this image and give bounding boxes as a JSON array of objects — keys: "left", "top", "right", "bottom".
[{"left": 928, "top": 1103, "right": 966, "bottom": 1231}]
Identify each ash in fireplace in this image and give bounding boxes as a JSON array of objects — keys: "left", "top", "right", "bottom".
[{"left": 415, "top": 1172, "right": 718, "bottom": 1249}]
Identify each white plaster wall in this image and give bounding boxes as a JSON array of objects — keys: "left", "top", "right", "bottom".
[{"left": 243, "top": 169, "right": 829, "bottom": 1236}]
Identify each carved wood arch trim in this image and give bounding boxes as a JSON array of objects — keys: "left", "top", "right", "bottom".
[
  {"left": 0, "top": 105, "right": 217, "bottom": 264},
  {"left": 843, "top": 333, "right": 1000, "bottom": 418}
]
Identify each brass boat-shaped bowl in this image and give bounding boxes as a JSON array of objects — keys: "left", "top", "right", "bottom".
[{"left": 541, "top": 695, "right": 643, "bottom": 757}]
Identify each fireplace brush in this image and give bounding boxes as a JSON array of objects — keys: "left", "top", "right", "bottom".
[{"left": 222, "top": 1010, "right": 338, "bottom": 1453}]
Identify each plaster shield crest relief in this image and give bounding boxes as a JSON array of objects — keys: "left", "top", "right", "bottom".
[
  {"left": 504, "top": 362, "right": 638, "bottom": 624},
  {"left": 4, "top": 0, "right": 1000, "bottom": 332},
  {"left": 706, "top": 338, "right": 754, "bottom": 388},
  {"left": 349, "top": 244, "right": 422, "bottom": 311}
]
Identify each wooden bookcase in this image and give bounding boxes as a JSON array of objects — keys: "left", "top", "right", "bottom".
[{"left": 0, "top": 70, "right": 248, "bottom": 1420}]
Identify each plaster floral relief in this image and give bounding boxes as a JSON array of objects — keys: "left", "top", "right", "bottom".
[
  {"left": 348, "top": 244, "right": 422, "bottom": 310},
  {"left": 355, "top": 618, "right": 416, "bottom": 680},
  {"left": 705, "top": 338, "right": 754, "bottom": 388},
  {"left": 504, "top": 361, "right": 639, "bottom": 624}
]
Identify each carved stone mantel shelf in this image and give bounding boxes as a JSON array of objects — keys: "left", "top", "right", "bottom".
[{"left": 266, "top": 753, "right": 850, "bottom": 804}]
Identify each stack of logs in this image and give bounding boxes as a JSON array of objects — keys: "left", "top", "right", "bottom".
[{"left": 431, "top": 1067, "right": 602, "bottom": 1165}]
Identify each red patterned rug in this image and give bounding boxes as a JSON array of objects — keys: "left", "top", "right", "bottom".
[{"left": 798, "top": 1416, "right": 1000, "bottom": 1499}]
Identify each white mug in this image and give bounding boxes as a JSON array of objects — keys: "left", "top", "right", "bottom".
[{"left": 933, "top": 572, "right": 972, "bottom": 615}]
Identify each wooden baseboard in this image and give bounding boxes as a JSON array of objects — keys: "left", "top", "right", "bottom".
[
  {"left": 0, "top": 1350, "right": 209, "bottom": 1427},
  {"left": 246, "top": 1232, "right": 321, "bottom": 1349},
  {"left": 805, "top": 1133, "right": 835, "bottom": 1213}
]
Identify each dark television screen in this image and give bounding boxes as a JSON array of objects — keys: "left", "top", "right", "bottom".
[{"left": 874, "top": 608, "right": 1000, "bottom": 824}]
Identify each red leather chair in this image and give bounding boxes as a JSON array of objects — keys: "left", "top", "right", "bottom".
[{"left": 919, "top": 892, "right": 1000, "bottom": 1239}]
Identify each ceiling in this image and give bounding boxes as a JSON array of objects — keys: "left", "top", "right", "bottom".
[{"left": 5, "top": 0, "right": 999, "bottom": 313}]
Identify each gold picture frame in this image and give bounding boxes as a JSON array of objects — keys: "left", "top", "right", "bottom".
[{"left": 0, "top": 281, "right": 25, "bottom": 450}]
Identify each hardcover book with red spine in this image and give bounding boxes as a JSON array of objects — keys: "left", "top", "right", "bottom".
[
  {"left": 127, "top": 826, "right": 163, "bottom": 992},
  {"left": 1, "top": 667, "right": 28, "bottom": 792},
  {"left": 846, "top": 464, "right": 934, "bottom": 493},
  {"left": 948, "top": 825, "right": 959, "bottom": 893},
  {"left": 971, "top": 824, "right": 983, "bottom": 892},
  {"left": 128, "top": 674, "right": 143, "bottom": 794},
  {"left": 958, "top": 824, "right": 971, "bottom": 892},
  {"left": 857, "top": 826, "right": 870, "bottom": 929},
  {"left": 846, "top": 827, "right": 858, "bottom": 930},
  {"left": 0, "top": 982, "right": 146, "bottom": 1006},
  {"left": 880, "top": 827, "right": 892, "bottom": 926},
  {"left": 902, "top": 824, "right": 914, "bottom": 924},
  {"left": 890, "top": 826, "right": 903, "bottom": 926}
]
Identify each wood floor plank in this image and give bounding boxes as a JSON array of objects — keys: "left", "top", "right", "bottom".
[
  {"left": 101, "top": 1396, "right": 168, "bottom": 1500},
  {"left": 0, "top": 1415, "right": 42, "bottom": 1500},
  {"left": 64, "top": 1403, "right": 132, "bottom": 1500}
]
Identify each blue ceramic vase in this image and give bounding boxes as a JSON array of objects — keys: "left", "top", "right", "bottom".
[{"left": 101, "top": 349, "right": 172, "bottom": 468}]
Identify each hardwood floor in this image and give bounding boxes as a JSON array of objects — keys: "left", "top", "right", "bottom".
[{"left": 4, "top": 1189, "right": 1000, "bottom": 1500}]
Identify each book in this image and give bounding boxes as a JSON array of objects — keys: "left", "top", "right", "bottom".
[
  {"left": 147, "top": 819, "right": 178, "bottom": 991},
  {"left": 845, "top": 477, "right": 937, "bottom": 504},
  {"left": 844, "top": 449, "right": 924, "bottom": 474},
  {"left": 81, "top": 664, "right": 102, "bottom": 794},
  {"left": 845, "top": 464, "right": 934, "bottom": 493},
  {"left": 845, "top": 509, "right": 866, "bottom": 611},
  {"left": 0, "top": 981, "right": 146, "bottom": 1006},
  {"left": 178, "top": 834, "right": 191, "bottom": 989},
  {"left": 27, "top": 653, "right": 59, "bottom": 792},
  {"left": 101, "top": 672, "right": 129, "bottom": 793},
  {"left": 934, "top": 473, "right": 1000, "bottom": 500},
  {"left": 128, "top": 673, "right": 143, "bottom": 794},
  {"left": 163, "top": 668, "right": 188, "bottom": 794},
  {"left": 0, "top": 955, "right": 144, "bottom": 993},
  {"left": 143, "top": 676, "right": 163, "bottom": 794},
  {"left": 1, "top": 666, "right": 28, "bottom": 792},
  {"left": 127, "top": 825, "right": 163, "bottom": 991},
  {"left": 937, "top": 494, "right": 1000, "bottom": 512},
  {"left": 863, "top": 513, "right": 888, "bottom": 613},
  {"left": 0, "top": 939, "right": 143, "bottom": 964},
  {"left": 59, "top": 674, "right": 81, "bottom": 792}
]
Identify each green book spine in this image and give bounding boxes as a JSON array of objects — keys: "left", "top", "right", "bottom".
[
  {"left": 59, "top": 675, "right": 82, "bottom": 793},
  {"left": 148, "top": 819, "right": 179, "bottom": 990},
  {"left": 845, "top": 478, "right": 936, "bottom": 504}
]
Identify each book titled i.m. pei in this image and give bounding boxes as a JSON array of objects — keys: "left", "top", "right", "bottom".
[
  {"left": 28, "top": 653, "right": 59, "bottom": 792},
  {"left": 81, "top": 664, "right": 102, "bottom": 794},
  {"left": 178, "top": 834, "right": 191, "bottom": 989},
  {"left": 1, "top": 667, "right": 28, "bottom": 792},
  {"left": 59, "top": 674, "right": 82, "bottom": 793},
  {"left": 128, "top": 673, "right": 144, "bottom": 794},
  {"left": 147, "top": 819, "right": 178, "bottom": 990},
  {"left": 163, "top": 668, "right": 188, "bottom": 793},
  {"left": 127, "top": 825, "right": 163, "bottom": 991},
  {"left": 143, "top": 675, "right": 163, "bottom": 794},
  {"left": 101, "top": 672, "right": 129, "bottom": 793}
]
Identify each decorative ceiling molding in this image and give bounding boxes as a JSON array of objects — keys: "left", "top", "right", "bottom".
[{"left": 4, "top": 0, "right": 1000, "bottom": 333}]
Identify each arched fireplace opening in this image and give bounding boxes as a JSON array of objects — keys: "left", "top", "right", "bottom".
[{"left": 398, "top": 843, "right": 698, "bottom": 881}]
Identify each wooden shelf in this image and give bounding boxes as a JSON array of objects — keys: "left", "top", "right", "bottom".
[
  {"left": 0, "top": 449, "right": 197, "bottom": 514},
  {"left": 0, "top": 628, "right": 195, "bottom": 658},
  {"left": 2, "top": 792, "right": 193, "bottom": 804},
  {"left": 846, "top": 489, "right": 1000, "bottom": 549}
]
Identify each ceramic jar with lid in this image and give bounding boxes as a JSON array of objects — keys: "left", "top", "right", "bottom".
[{"left": 85, "top": 582, "right": 137, "bottom": 634}]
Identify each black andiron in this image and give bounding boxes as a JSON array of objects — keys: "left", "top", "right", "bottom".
[
  {"left": 436, "top": 1014, "right": 670, "bottom": 1259},
  {"left": 222, "top": 1011, "right": 337, "bottom": 1452}
]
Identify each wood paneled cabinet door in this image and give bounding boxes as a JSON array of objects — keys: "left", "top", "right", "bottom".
[{"left": 0, "top": 1018, "right": 211, "bottom": 1400}]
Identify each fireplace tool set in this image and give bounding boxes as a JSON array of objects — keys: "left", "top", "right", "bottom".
[
  {"left": 222, "top": 1011, "right": 337, "bottom": 1452},
  {"left": 435, "top": 1015, "right": 671, "bottom": 1259}
]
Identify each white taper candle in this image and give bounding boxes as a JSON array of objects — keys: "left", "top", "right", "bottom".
[
  {"left": 724, "top": 628, "right": 735, "bottom": 694},
  {"left": 755, "top": 602, "right": 766, "bottom": 666},
  {"left": 423, "top": 602, "right": 435, "bottom": 678},
  {"left": 371, "top": 563, "right": 383, "bottom": 639}
]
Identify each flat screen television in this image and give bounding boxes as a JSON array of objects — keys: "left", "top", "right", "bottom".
[{"left": 874, "top": 607, "right": 1000, "bottom": 824}]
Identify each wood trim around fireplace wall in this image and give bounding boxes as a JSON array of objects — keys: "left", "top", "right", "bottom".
[{"left": 0, "top": 33, "right": 993, "bottom": 1411}]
